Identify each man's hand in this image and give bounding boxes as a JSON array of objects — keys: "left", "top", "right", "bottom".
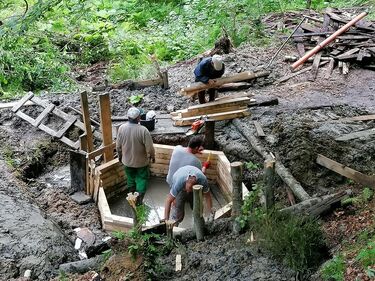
[
  {"left": 202, "top": 161, "right": 210, "bottom": 169},
  {"left": 207, "top": 79, "right": 215, "bottom": 85}
]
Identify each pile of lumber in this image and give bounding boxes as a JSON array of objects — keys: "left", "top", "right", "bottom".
[
  {"left": 289, "top": 9, "right": 375, "bottom": 76},
  {"left": 171, "top": 97, "right": 252, "bottom": 126}
]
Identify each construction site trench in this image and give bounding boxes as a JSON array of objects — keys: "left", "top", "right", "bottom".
[{"left": 0, "top": 38, "right": 375, "bottom": 281}]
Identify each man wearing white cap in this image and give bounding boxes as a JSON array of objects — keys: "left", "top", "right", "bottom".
[
  {"left": 194, "top": 54, "right": 225, "bottom": 104},
  {"left": 116, "top": 107, "right": 155, "bottom": 204}
]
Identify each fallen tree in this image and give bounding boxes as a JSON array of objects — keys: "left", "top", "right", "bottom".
[{"left": 232, "top": 119, "right": 311, "bottom": 201}]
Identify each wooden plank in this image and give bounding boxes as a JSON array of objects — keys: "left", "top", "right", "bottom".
[
  {"left": 317, "top": 154, "right": 375, "bottom": 188},
  {"left": 88, "top": 142, "right": 116, "bottom": 161},
  {"left": 33, "top": 103, "right": 55, "bottom": 127},
  {"left": 297, "top": 43, "right": 305, "bottom": 57},
  {"left": 15, "top": 111, "right": 38, "bottom": 126},
  {"left": 173, "top": 109, "right": 250, "bottom": 126},
  {"left": 97, "top": 158, "right": 121, "bottom": 173},
  {"left": 11, "top": 92, "right": 34, "bottom": 112},
  {"left": 336, "top": 48, "right": 360, "bottom": 59},
  {"left": 325, "top": 58, "right": 335, "bottom": 78},
  {"left": 80, "top": 91, "right": 94, "bottom": 152},
  {"left": 99, "top": 94, "right": 114, "bottom": 162},
  {"left": 340, "top": 114, "right": 375, "bottom": 122},
  {"left": 60, "top": 137, "right": 80, "bottom": 150},
  {"left": 177, "top": 105, "right": 248, "bottom": 119},
  {"left": 342, "top": 62, "right": 349, "bottom": 75},
  {"left": 336, "top": 128, "right": 375, "bottom": 141},
  {"left": 309, "top": 51, "right": 322, "bottom": 81},
  {"left": 55, "top": 116, "right": 77, "bottom": 138},
  {"left": 0, "top": 100, "right": 34, "bottom": 110},
  {"left": 253, "top": 121, "right": 265, "bottom": 137},
  {"left": 276, "top": 60, "right": 329, "bottom": 84}
]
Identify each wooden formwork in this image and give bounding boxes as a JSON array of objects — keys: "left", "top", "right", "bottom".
[{"left": 93, "top": 144, "right": 247, "bottom": 232}]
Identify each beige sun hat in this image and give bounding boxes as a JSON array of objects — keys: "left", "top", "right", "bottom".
[{"left": 212, "top": 54, "right": 223, "bottom": 71}]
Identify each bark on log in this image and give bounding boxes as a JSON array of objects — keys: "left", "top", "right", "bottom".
[
  {"left": 232, "top": 119, "right": 311, "bottom": 201},
  {"left": 59, "top": 256, "right": 105, "bottom": 274},
  {"left": 181, "top": 71, "right": 270, "bottom": 95},
  {"left": 193, "top": 185, "right": 205, "bottom": 241},
  {"left": 204, "top": 121, "right": 215, "bottom": 150},
  {"left": 280, "top": 189, "right": 352, "bottom": 217},
  {"left": 231, "top": 162, "right": 243, "bottom": 235}
]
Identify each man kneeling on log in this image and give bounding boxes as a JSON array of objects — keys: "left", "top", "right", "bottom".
[{"left": 163, "top": 165, "right": 213, "bottom": 226}]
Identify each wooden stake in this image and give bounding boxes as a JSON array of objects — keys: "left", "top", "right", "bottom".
[
  {"left": 231, "top": 161, "right": 243, "bottom": 235},
  {"left": 99, "top": 93, "right": 114, "bottom": 162},
  {"left": 80, "top": 91, "right": 94, "bottom": 153},
  {"left": 264, "top": 159, "right": 275, "bottom": 211},
  {"left": 162, "top": 70, "right": 169, "bottom": 89},
  {"left": 193, "top": 185, "right": 205, "bottom": 241},
  {"left": 166, "top": 220, "right": 175, "bottom": 240}
]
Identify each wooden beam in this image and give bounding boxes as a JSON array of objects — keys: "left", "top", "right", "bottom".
[
  {"left": 253, "top": 121, "right": 265, "bottom": 138},
  {"left": 231, "top": 162, "right": 243, "bottom": 235},
  {"left": 80, "top": 91, "right": 94, "bottom": 153},
  {"left": 340, "top": 114, "right": 375, "bottom": 122},
  {"left": 317, "top": 154, "right": 375, "bottom": 188},
  {"left": 99, "top": 94, "right": 114, "bottom": 162},
  {"left": 276, "top": 61, "right": 329, "bottom": 84},
  {"left": 180, "top": 71, "right": 270, "bottom": 95},
  {"left": 336, "top": 128, "right": 375, "bottom": 141}
]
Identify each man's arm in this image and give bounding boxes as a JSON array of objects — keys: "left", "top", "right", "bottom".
[
  {"left": 164, "top": 193, "right": 175, "bottom": 221},
  {"left": 143, "top": 130, "right": 155, "bottom": 162}
]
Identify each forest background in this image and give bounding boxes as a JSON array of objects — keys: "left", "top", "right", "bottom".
[{"left": 0, "top": 0, "right": 373, "bottom": 98}]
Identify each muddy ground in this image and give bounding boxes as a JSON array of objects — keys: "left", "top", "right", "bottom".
[{"left": 1, "top": 23, "right": 375, "bottom": 281}]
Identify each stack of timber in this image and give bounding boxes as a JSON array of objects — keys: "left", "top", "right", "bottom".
[
  {"left": 93, "top": 158, "right": 126, "bottom": 200},
  {"left": 170, "top": 97, "right": 252, "bottom": 126},
  {"left": 288, "top": 9, "right": 375, "bottom": 76}
]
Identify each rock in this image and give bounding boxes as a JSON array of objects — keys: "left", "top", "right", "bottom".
[{"left": 70, "top": 191, "right": 92, "bottom": 205}]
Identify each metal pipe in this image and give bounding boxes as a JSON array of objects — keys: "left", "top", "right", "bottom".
[
  {"left": 266, "top": 16, "right": 306, "bottom": 69},
  {"left": 291, "top": 12, "right": 368, "bottom": 69}
]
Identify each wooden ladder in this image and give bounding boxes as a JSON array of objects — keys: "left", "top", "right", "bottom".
[{"left": 12, "top": 92, "right": 91, "bottom": 149}]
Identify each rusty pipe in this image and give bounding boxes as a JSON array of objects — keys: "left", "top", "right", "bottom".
[{"left": 291, "top": 12, "right": 368, "bottom": 70}]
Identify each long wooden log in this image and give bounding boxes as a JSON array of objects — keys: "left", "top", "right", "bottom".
[
  {"left": 280, "top": 189, "right": 352, "bottom": 217},
  {"left": 264, "top": 159, "right": 275, "bottom": 210},
  {"left": 180, "top": 70, "right": 270, "bottom": 95},
  {"left": 232, "top": 119, "right": 310, "bottom": 201},
  {"left": 59, "top": 255, "right": 105, "bottom": 274}
]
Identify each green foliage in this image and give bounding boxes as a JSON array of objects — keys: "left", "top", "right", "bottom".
[
  {"left": 239, "top": 183, "right": 327, "bottom": 274},
  {"left": 342, "top": 187, "right": 374, "bottom": 206},
  {"left": 58, "top": 270, "right": 69, "bottom": 281},
  {"left": 112, "top": 230, "right": 126, "bottom": 240},
  {"left": 101, "top": 248, "right": 113, "bottom": 262},
  {"left": 1, "top": 145, "right": 16, "bottom": 167},
  {"left": 257, "top": 211, "right": 327, "bottom": 274},
  {"left": 129, "top": 94, "right": 144, "bottom": 105},
  {"left": 356, "top": 240, "right": 375, "bottom": 268},
  {"left": 244, "top": 161, "right": 260, "bottom": 171},
  {"left": 321, "top": 255, "right": 345, "bottom": 281},
  {"left": 1, "top": 0, "right": 372, "bottom": 94}
]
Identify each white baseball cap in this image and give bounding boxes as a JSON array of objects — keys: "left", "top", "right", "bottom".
[
  {"left": 127, "top": 107, "right": 140, "bottom": 119},
  {"left": 212, "top": 54, "right": 223, "bottom": 71}
]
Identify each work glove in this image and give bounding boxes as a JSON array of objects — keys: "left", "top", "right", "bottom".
[{"left": 202, "top": 161, "right": 210, "bottom": 169}]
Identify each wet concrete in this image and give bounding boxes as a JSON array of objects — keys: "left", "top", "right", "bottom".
[{"left": 108, "top": 177, "right": 227, "bottom": 229}]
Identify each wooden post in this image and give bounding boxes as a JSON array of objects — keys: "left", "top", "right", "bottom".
[
  {"left": 79, "top": 133, "right": 88, "bottom": 152},
  {"left": 70, "top": 150, "right": 87, "bottom": 193},
  {"left": 231, "top": 161, "right": 243, "bottom": 235},
  {"left": 204, "top": 120, "right": 215, "bottom": 149},
  {"left": 80, "top": 91, "right": 94, "bottom": 153},
  {"left": 264, "top": 159, "right": 275, "bottom": 211},
  {"left": 99, "top": 93, "right": 114, "bottom": 162},
  {"left": 166, "top": 220, "right": 175, "bottom": 240},
  {"left": 193, "top": 185, "right": 205, "bottom": 241},
  {"left": 162, "top": 70, "right": 169, "bottom": 89}
]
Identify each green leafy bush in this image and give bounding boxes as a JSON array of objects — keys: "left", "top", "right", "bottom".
[
  {"left": 356, "top": 240, "right": 375, "bottom": 268},
  {"left": 321, "top": 255, "right": 345, "bottom": 281}
]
